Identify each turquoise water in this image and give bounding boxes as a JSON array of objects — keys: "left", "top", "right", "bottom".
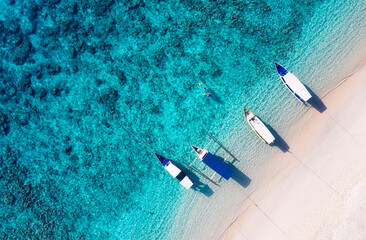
[{"left": 0, "top": 0, "right": 365, "bottom": 239}]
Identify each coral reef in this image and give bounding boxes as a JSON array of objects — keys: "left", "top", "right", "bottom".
[{"left": 0, "top": 0, "right": 324, "bottom": 238}]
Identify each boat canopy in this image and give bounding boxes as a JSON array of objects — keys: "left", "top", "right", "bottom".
[{"left": 202, "top": 153, "right": 234, "bottom": 180}]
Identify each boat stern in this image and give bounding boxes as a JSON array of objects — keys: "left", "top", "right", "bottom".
[
  {"left": 266, "top": 136, "right": 276, "bottom": 145},
  {"left": 180, "top": 176, "right": 194, "bottom": 189}
]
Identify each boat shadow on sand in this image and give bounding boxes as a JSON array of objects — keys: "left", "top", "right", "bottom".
[{"left": 305, "top": 85, "right": 327, "bottom": 113}]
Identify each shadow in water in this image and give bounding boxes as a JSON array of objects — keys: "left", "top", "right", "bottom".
[
  {"left": 267, "top": 124, "right": 290, "bottom": 153},
  {"left": 191, "top": 174, "right": 214, "bottom": 197},
  {"left": 227, "top": 162, "right": 252, "bottom": 189},
  {"left": 177, "top": 161, "right": 214, "bottom": 197},
  {"left": 209, "top": 89, "right": 222, "bottom": 104},
  {"left": 305, "top": 85, "right": 327, "bottom": 113},
  {"left": 256, "top": 116, "right": 290, "bottom": 153},
  {"left": 216, "top": 156, "right": 252, "bottom": 189}
]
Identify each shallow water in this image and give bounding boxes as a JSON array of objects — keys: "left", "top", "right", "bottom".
[{"left": 0, "top": 0, "right": 365, "bottom": 239}]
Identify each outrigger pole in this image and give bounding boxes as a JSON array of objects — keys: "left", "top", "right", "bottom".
[
  {"left": 183, "top": 162, "right": 218, "bottom": 186},
  {"left": 122, "top": 125, "right": 217, "bottom": 185},
  {"left": 206, "top": 132, "right": 239, "bottom": 162}
]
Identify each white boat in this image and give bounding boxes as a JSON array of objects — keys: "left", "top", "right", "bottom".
[
  {"left": 275, "top": 63, "right": 312, "bottom": 102},
  {"left": 155, "top": 153, "right": 194, "bottom": 189},
  {"left": 243, "top": 108, "right": 275, "bottom": 144}
]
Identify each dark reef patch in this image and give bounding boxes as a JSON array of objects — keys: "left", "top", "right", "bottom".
[
  {"left": 10, "top": 37, "right": 33, "bottom": 65},
  {"left": 13, "top": 110, "right": 31, "bottom": 126},
  {"left": 0, "top": 112, "right": 10, "bottom": 136},
  {"left": 89, "top": 0, "right": 115, "bottom": 16},
  {"left": 1, "top": 191, "right": 16, "bottom": 205},
  {"left": 39, "top": 0, "right": 61, "bottom": 7}
]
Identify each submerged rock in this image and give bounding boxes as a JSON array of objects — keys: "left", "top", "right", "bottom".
[
  {"left": 94, "top": 78, "right": 104, "bottom": 86},
  {"left": 63, "top": 145, "right": 73, "bottom": 155},
  {"left": 98, "top": 88, "right": 119, "bottom": 107},
  {"left": 18, "top": 73, "right": 32, "bottom": 91},
  {"left": 24, "top": 1, "right": 39, "bottom": 22},
  {"left": 21, "top": 196, "right": 33, "bottom": 209},
  {"left": 89, "top": 0, "right": 115, "bottom": 16},
  {"left": 20, "top": 183, "right": 32, "bottom": 196},
  {"left": 7, "top": 86, "right": 17, "bottom": 97},
  {"left": 7, "top": 0, "right": 15, "bottom": 5},
  {"left": 26, "top": 87, "right": 35, "bottom": 96},
  {"left": 71, "top": 65, "right": 79, "bottom": 74},
  {"left": 13, "top": 111, "right": 30, "bottom": 126},
  {"left": 1, "top": 191, "right": 15, "bottom": 205},
  {"left": 46, "top": 63, "right": 61, "bottom": 75},
  {"left": 116, "top": 70, "right": 127, "bottom": 85},
  {"left": 50, "top": 87, "right": 61, "bottom": 96},
  {"left": 67, "top": 47, "right": 77, "bottom": 59},
  {"left": 125, "top": 0, "right": 145, "bottom": 10},
  {"left": 34, "top": 65, "right": 43, "bottom": 79},
  {"left": 101, "top": 119, "right": 110, "bottom": 128},
  {"left": 10, "top": 38, "right": 33, "bottom": 65},
  {"left": 39, "top": 0, "right": 61, "bottom": 7},
  {"left": 0, "top": 112, "right": 10, "bottom": 135},
  {"left": 208, "top": 63, "right": 223, "bottom": 77},
  {"left": 37, "top": 88, "right": 48, "bottom": 100}
]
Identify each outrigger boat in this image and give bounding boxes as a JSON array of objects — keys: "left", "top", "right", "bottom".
[
  {"left": 275, "top": 63, "right": 312, "bottom": 102},
  {"left": 244, "top": 108, "right": 275, "bottom": 144},
  {"left": 191, "top": 145, "right": 234, "bottom": 180},
  {"left": 199, "top": 82, "right": 211, "bottom": 96},
  {"left": 155, "top": 153, "right": 194, "bottom": 189}
]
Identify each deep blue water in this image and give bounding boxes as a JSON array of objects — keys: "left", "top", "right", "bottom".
[{"left": 0, "top": 0, "right": 365, "bottom": 239}]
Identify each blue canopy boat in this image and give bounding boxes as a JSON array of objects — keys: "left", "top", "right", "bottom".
[
  {"left": 155, "top": 153, "right": 194, "bottom": 189},
  {"left": 191, "top": 145, "right": 234, "bottom": 180}
]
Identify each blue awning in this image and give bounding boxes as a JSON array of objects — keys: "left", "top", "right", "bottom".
[{"left": 202, "top": 153, "right": 234, "bottom": 180}]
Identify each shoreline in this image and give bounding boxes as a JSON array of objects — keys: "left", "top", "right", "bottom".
[{"left": 220, "top": 63, "right": 366, "bottom": 240}]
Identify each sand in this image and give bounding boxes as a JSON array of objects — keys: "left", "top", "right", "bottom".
[{"left": 220, "top": 64, "right": 366, "bottom": 240}]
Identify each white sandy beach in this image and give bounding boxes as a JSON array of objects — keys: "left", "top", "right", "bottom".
[{"left": 220, "top": 63, "right": 366, "bottom": 240}]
